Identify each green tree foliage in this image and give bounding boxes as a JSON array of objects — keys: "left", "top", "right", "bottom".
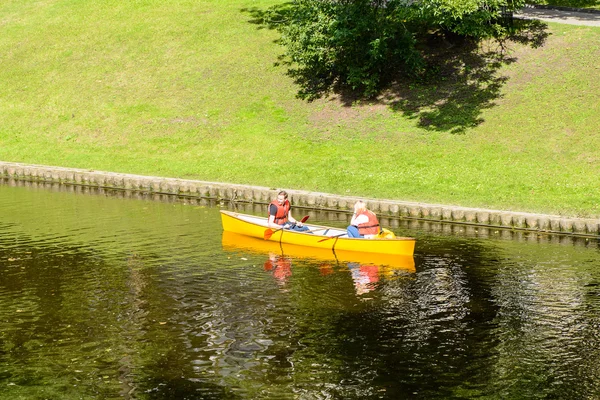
[{"left": 267, "top": 0, "right": 526, "bottom": 99}]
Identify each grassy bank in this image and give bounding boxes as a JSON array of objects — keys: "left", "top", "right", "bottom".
[{"left": 1, "top": 0, "right": 599, "bottom": 217}]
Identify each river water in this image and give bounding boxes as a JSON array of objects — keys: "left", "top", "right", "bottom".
[{"left": 1, "top": 180, "right": 599, "bottom": 399}]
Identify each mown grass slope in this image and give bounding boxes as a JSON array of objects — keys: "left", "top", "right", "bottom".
[{"left": 1, "top": 0, "right": 599, "bottom": 217}]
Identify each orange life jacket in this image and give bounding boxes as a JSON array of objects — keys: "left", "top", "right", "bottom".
[
  {"left": 357, "top": 210, "right": 380, "bottom": 236},
  {"left": 269, "top": 199, "right": 290, "bottom": 225}
]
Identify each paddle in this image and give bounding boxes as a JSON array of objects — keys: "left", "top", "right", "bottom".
[
  {"left": 263, "top": 215, "right": 309, "bottom": 240},
  {"left": 317, "top": 232, "right": 347, "bottom": 242},
  {"left": 318, "top": 228, "right": 390, "bottom": 242}
]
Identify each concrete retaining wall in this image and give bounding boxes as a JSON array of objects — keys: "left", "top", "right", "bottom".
[{"left": 1, "top": 161, "right": 598, "bottom": 237}]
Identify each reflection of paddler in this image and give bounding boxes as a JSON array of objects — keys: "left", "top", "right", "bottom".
[
  {"left": 264, "top": 253, "right": 292, "bottom": 284},
  {"left": 348, "top": 262, "right": 380, "bottom": 295},
  {"left": 319, "top": 263, "right": 334, "bottom": 276}
]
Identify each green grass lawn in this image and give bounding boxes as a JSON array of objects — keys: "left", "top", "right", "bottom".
[{"left": 1, "top": 0, "right": 599, "bottom": 217}]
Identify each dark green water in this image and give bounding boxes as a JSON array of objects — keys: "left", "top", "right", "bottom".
[{"left": 1, "top": 180, "right": 599, "bottom": 399}]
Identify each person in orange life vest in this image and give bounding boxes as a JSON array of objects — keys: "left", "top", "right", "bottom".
[
  {"left": 267, "top": 190, "right": 309, "bottom": 232},
  {"left": 347, "top": 200, "right": 380, "bottom": 238}
]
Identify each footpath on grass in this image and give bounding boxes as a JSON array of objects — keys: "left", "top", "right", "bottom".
[
  {"left": 517, "top": 4, "right": 600, "bottom": 26},
  {"left": 2, "top": 161, "right": 599, "bottom": 237}
]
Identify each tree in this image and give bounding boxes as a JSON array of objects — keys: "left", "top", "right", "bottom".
[{"left": 267, "top": 0, "right": 526, "bottom": 99}]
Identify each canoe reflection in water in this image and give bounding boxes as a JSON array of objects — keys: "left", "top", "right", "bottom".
[{"left": 222, "top": 231, "right": 415, "bottom": 292}]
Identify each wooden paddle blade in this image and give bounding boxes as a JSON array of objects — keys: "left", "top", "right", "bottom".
[
  {"left": 300, "top": 215, "right": 310, "bottom": 223},
  {"left": 263, "top": 229, "right": 274, "bottom": 240}
]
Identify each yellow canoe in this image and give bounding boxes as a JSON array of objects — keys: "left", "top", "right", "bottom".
[
  {"left": 220, "top": 210, "right": 416, "bottom": 257},
  {"left": 222, "top": 231, "right": 415, "bottom": 273}
]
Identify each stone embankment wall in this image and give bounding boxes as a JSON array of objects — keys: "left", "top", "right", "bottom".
[{"left": 1, "top": 161, "right": 598, "bottom": 237}]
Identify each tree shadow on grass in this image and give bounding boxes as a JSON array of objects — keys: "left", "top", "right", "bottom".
[
  {"left": 241, "top": 4, "right": 294, "bottom": 31},
  {"left": 242, "top": 6, "right": 550, "bottom": 135},
  {"left": 380, "top": 21, "right": 550, "bottom": 134}
]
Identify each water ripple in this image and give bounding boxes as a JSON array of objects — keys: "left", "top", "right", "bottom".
[{"left": 2, "top": 183, "right": 600, "bottom": 398}]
